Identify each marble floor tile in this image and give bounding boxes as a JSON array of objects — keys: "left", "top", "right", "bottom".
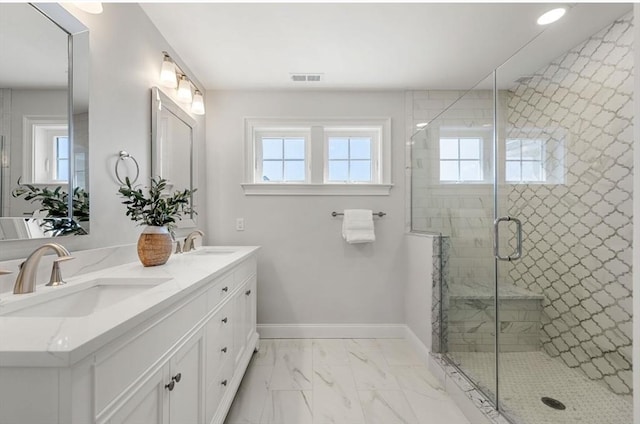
[
  {"left": 359, "top": 390, "right": 419, "bottom": 424},
  {"left": 313, "top": 339, "right": 350, "bottom": 365},
  {"left": 225, "top": 364, "right": 273, "bottom": 424},
  {"left": 403, "top": 389, "right": 470, "bottom": 424},
  {"left": 270, "top": 344, "right": 313, "bottom": 390},
  {"left": 260, "top": 390, "right": 313, "bottom": 424},
  {"left": 378, "top": 339, "right": 424, "bottom": 366},
  {"left": 348, "top": 349, "right": 400, "bottom": 390},
  {"left": 344, "top": 339, "right": 382, "bottom": 357},
  {"left": 313, "top": 363, "right": 366, "bottom": 424},
  {"left": 253, "top": 339, "right": 277, "bottom": 367},
  {"left": 390, "top": 365, "right": 446, "bottom": 396}
]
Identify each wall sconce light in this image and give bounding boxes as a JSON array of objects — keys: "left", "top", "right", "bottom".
[
  {"left": 73, "top": 2, "right": 103, "bottom": 14},
  {"left": 160, "top": 54, "right": 177, "bottom": 88},
  {"left": 177, "top": 76, "right": 193, "bottom": 103},
  {"left": 191, "top": 90, "right": 205, "bottom": 115},
  {"left": 159, "top": 51, "right": 205, "bottom": 115}
]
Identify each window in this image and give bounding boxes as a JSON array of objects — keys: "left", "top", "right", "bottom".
[
  {"left": 244, "top": 118, "right": 392, "bottom": 195},
  {"left": 506, "top": 138, "right": 544, "bottom": 182},
  {"left": 260, "top": 137, "right": 306, "bottom": 182},
  {"left": 439, "top": 137, "right": 483, "bottom": 182},
  {"left": 55, "top": 136, "right": 69, "bottom": 181}
]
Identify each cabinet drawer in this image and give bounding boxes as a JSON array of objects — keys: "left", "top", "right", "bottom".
[
  {"left": 95, "top": 294, "right": 207, "bottom": 414},
  {"left": 206, "top": 272, "right": 235, "bottom": 310},
  {"left": 205, "top": 358, "right": 234, "bottom": 424},
  {"left": 205, "top": 303, "right": 234, "bottom": 385}
]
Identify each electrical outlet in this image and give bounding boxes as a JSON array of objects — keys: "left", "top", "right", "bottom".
[{"left": 236, "top": 218, "right": 244, "bottom": 231}]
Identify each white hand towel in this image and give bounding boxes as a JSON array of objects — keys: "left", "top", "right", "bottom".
[{"left": 342, "top": 209, "right": 375, "bottom": 244}]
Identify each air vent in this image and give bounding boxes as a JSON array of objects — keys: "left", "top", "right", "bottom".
[{"left": 290, "top": 73, "right": 323, "bottom": 82}]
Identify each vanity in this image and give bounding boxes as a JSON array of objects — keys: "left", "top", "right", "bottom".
[{"left": 0, "top": 246, "right": 259, "bottom": 424}]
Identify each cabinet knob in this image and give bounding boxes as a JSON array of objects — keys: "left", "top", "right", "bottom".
[
  {"left": 221, "top": 347, "right": 228, "bottom": 353},
  {"left": 173, "top": 373, "right": 182, "bottom": 383},
  {"left": 165, "top": 380, "right": 175, "bottom": 391},
  {"left": 245, "top": 289, "right": 252, "bottom": 296},
  {"left": 222, "top": 317, "right": 228, "bottom": 324},
  {"left": 221, "top": 379, "right": 228, "bottom": 386},
  {"left": 222, "top": 286, "right": 229, "bottom": 293}
]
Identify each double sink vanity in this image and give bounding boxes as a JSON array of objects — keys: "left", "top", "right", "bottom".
[{"left": 0, "top": 245, "right": 259, "bottom": 424}]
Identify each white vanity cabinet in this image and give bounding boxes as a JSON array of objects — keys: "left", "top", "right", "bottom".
[{"left": 0, "top": 248, "right": 259, "bottom": 424}]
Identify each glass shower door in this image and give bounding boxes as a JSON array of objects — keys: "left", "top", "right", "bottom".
[{"left": 494, "top": 9, "right": 634, "bottom": 423}]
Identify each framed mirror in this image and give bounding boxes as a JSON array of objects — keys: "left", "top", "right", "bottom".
[
  {"left": 151, "top": 87, "right": 196, "bottom": 227},
  {"left": 0, "top": 3, "right": 89, "bottom": 241}
]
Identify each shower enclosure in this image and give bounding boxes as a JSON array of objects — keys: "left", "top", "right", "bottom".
[{"left": 410, "top": 5, "right": 633, "bottom": 424}]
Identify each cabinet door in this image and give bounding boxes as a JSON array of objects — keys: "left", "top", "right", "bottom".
[
  {"left": 233, "top": 276, "right": 257, "bottom": 366},
  {"left": 106, "top": 367, "right": 168, "bottom": 424},
  {"left": 169, "top": 331, "right": 205, "bottom": 424}
]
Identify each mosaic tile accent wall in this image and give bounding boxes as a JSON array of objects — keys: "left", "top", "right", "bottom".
[{"left": 504, "top": 14, "right": 633, "bottom": 396}]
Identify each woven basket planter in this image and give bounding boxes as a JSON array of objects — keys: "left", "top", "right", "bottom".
[{"left": 137, "top": 225, "right": 172, "bottom": 267}]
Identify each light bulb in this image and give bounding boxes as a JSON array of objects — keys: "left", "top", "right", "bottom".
[
  {"left": 537, "top": 7, "right": 566, "bottom": 25},
  {"left": 160, "top": 55, "right": 177, "bottom": 88},
  {"left": 177, "top": 76, "right": 193, "bottom": 103},
  {"left": 191, "top": 90, "right": 205, "bottom": 115}
]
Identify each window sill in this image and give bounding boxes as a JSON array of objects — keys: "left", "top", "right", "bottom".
[{"left": 241, "top": 183, "right": 393, "bottom": 196}]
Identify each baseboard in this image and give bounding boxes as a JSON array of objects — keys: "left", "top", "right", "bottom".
[
  {"left": 257, "top": 323, "right": 407, "bottom": 339},
  {"left": 404, "top": 326, "right": 431, "bottom": 366}
]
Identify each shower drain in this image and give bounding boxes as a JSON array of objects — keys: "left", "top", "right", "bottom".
[{"left": 541, "top": 397, "right": 566, "bottom": 410}]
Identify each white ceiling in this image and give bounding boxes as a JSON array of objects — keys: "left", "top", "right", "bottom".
[{"left": 141, "top": 2, "right": 631, "bottom": 91}]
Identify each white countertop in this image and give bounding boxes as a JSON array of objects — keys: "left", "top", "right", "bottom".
[{"left": 0, "top": 246, "right": 259, "bottom": 367}]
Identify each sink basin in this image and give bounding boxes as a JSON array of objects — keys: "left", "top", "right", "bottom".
[
  {"left": 190, "top": 247, "right": 237, "bottom": 256},
  {"left": 1, "top": 277, "right": 171, "bottom": 318}
]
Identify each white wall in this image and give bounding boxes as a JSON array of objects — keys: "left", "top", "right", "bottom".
[
  {"left": 206, "top": 90, "right": 407, "bottom": 327},
  {"left": 405, "top": 233, "right": 434, "bottom": 348},
  {"left": 0, "top": 3, "right": 206, "bottom": 260}
]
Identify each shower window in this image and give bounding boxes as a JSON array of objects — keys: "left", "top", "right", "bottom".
[
  {"left": 439, "top": 137, "right": 483, "bottom": 182},
  {"left": 505, "top": 138, "right": 545, "bottom": 182}
]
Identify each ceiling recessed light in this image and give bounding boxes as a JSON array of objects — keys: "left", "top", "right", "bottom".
[{"left": 537, "top": 7, "right": 566, "bottom": 26}]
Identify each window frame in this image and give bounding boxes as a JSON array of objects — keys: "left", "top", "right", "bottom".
[
  {"left": 324, "top": 127, "right": 381, "bottom": 184},
  {"left": 243, "top": 117, "right": 392, "bottom": 195},
  {"left": 438, "top": 136, "right": 484, "bottom": 183},
  {"left": 254, "top": 129, "right": 311, "bottom": 183}
]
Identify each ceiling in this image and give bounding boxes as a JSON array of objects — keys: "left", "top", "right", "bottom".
[{"left": 141, "top": 2, "right": 631, "bottom": 91}]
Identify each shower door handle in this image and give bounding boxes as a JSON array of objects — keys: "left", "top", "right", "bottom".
[{"left": 494, "top": 216, "right": 522, "bottom": 261}]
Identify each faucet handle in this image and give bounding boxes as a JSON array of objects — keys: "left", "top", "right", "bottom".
[
  {"left": 175, "top": 240, "right": 183, "bottom": 254},
  {"left": 46, "top": 256, "right": 74, "bottom": 287}
]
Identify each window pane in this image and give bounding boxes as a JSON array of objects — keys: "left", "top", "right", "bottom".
[
  {"left": 459, "top": 138, "right": 480, "bottom": 159},
  {"left": 262, "top": 138, "right": 283, "bottom": 160},
  {"left": 440, "top": 138, "right": 458, "bottom": 159},
  {"left": 460, "top": 160, "right": 481, "bottom": 181},
  {"left": 284, "top": 138, "right": 305, "bottom": 159},
  {"left": 328, "top": 160, "right": 348, "bottom": 181},
  {"left": 56, "top": 137, "right": 69, "bottom": 159},
  {"left": 262, "top": 160, "right": 283, "bottom": 181},
  {"left": 522, "top": 161, "right": 542, "bottom": 181},
  {"left": 506, "top": 139, "right": 521, "bottom": 159},
  {"left": 350, "top": 137, "right": 371, "bottom": 160},
  {"left": 522, "top": 139, "right": 542, "bottom": 160},
  {"left": 57, "top": 159, "right": 69, "bottom": 181},
  {"left": 506, "top": 160, "right": 521, "bottom": 181},
  {"left": 328, "top": 138, "right": 349, "bottom": 159},
  {"left": 350, "top": 160, "right": 371, "bottom": 182},
  {"left": 440, "top": 160, "right": 458, "bottom": 181},
  {"left": 284, "top": 160, "right": 305, "bottom": 181}
]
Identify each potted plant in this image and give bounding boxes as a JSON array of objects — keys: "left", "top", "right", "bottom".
[{"left": 118, "top": 177, "right": 196, "bottom": 267}]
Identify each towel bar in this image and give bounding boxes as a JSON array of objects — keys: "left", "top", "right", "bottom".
[{"left": 331, "top": 211, "right": 386, "bottom": 217}]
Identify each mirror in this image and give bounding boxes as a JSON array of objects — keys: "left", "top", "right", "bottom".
[
  {"left": 151, "top": 87, "right": 196, "bottom": 227},
  {"left": 0, "top": 3, "right": 89, "bottom": 241}
]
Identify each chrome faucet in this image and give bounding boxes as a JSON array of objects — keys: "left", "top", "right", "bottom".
[
  {"left": 183, "top": 230, "right": 204, "bottom": 252},
  {"left": 13, "top": 243, "right": 74, "bottom": 294}
]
